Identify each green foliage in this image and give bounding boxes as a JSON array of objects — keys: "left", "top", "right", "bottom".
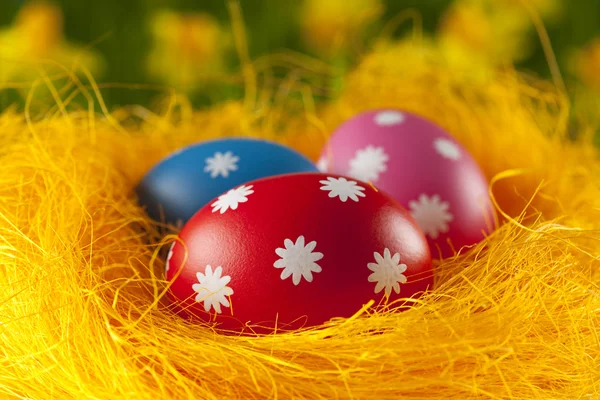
[{"left": 0, "top": 0, "right": 599, "bottom": 109}]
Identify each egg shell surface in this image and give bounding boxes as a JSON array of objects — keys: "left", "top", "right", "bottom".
[
  {"left": 318, "top": 109, "right": 494, "bottom": 258},
  {"left": 166, "top": 172, "right": 433, "bottom": 333},
  {"left": 136, "top": 137, "right": 319, "bottom": 226}
]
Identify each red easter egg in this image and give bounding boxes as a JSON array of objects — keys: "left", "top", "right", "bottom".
[{"left": 166, "top": 172, "right": 433, "bottom": 333}]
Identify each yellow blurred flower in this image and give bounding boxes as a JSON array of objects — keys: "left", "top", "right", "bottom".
[
  {"left": 299, "top": 0, "right": 384, "bottom": 56},
  {"left": 147, "top": 10, "right": 230, "bottom": 90},
  {"left": 572, "top": 37, "right": 600, "bottom": 93},
  {"left": 369, "top": 35, "right": 496, "bottom": 84},
  {"left": 0, "top": 1, "right": 104, "bottom": 82},
  {"left": 438, "top": 0, "right": 534, "bottom": 66},
  {"left": 15, "top": 0, "right": 63, "bottom": 55}
]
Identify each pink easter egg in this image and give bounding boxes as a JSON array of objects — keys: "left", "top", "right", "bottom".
[{"left": 318, "top": 109, "right": 495, "bottom": 258}]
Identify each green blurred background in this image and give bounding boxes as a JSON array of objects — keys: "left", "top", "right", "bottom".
[{"left": 0, "top": 0, "right": 599, "bottom": 110}]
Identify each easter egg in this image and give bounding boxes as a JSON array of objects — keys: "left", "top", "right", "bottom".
[
  {"left": 136, "top": 137, "right": 318, "bottom": 226},
  {"left": 166, "top": 172, "right": 433, "bottom": 333},
  {"left": 317, "top": 109, "right": 494, "bottom": 258}
]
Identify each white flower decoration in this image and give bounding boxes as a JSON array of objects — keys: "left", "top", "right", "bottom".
[
  {"left": 204, "top": 151, "right": 239, "bottom": 178},
  {"left": 192, "top": 265, "right": 234, "bottom": 314},
  {"left": 316, "top": 156, "right": 328, "bottom": 172},
  {"left": 367, "top": 248, "right": 408, "bottom": 297},
  {"left": 374, "top": 111, "right": 405, "bottom": 126},
  {"left": 409, "top": 194, "right": 454, "bottom": 239},
  {"left": 274, "top": 236, "right": 324, "bottom": 285},
  {"left": 211, "top": 185, "right": 254, "bottom": 214},
  {"left": 348, "top": 145, "right": 389, "bottom": 182},
  {"left": 319, "top": 176, "right": 366, "bottom": 202},
  {"left": 434, "top": 138, "right": 461, "bottom": 161},
  {"left": 165, "top": 242, "right": 175, "bottom": 274}
]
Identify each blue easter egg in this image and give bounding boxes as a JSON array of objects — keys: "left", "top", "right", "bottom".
[{"left": 136, "top": 137, "right": 318, "bottom": 225}]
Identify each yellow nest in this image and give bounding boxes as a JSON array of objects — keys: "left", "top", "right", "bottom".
[{"left": 1, "top": 40, "right": 600, "bottom": 399}]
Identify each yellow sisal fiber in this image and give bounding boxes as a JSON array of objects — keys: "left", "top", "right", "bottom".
[{"left": 1, "top": 38, "right": 600, "bottom": 400}]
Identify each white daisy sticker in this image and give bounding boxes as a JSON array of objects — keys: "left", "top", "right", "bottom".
[
  {"left": 316, "top": 156, "right": 328, "bottom": 172},
  {"left": 367, "top": 248, "right": 408, "bottom": 296},
  {"left": 192, "top": 265, "right": 234, "bottom": 314},
  {"left": 319, "top": 176, "right": 366, "bottom": 202},
  {"left": 409, "top": 194, "right": 454, "bottom": 239},
  {"left": 211, "top": 185, "right": 254, "bottom": 214},
  {"left": 274, "top": 235, "right": 324, "bottom": 285},
  {"left": 348, "top": 145, "right": 389, "bottom": 182},
  {"left": 374, "top": 110, "right": 405, "bottom": 126},
  {"left": 434, "top": 138, "right": 461, "bottom": 161},
  {"left": 204, "top": 151, "right": 239, "bottom": 178},
  {"left": 165, "top": 242, "right": 175, "bottom": 274}
]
